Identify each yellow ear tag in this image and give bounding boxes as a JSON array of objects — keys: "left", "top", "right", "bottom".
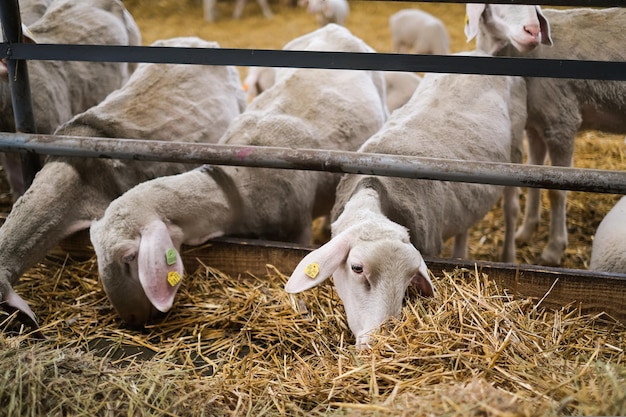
[
  {"left": 464, "top": 14, "right": 469, "bottom": 26},
  {"left": 167, "top": 271, "right": 181, "bottom": 287},
  {"left": 304, "top": 262, "right": 319, "bottom": 279},
  {"left": 165, "top": 248, "right": 177, "bottom": 266}
]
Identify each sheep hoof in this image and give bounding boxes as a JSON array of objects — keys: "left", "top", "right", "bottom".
[{"left": 537, "top": 246, "right": 564, "bottom": 267}]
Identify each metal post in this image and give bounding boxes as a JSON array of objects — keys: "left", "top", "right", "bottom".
[{"left": 0, "top": 0, "right": 41, "bottom": 192}]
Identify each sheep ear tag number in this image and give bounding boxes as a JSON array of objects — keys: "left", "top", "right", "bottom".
[
  {"left": 304, "top": 262, "right": 319, "bottom": 279},
  {"left": 167, "top": 271, "right": 182, "bottom": 287},
  {"left": 165, "top": 248, "right": 177, "bottom": 266}
]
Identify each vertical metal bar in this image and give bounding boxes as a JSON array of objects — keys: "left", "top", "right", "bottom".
[{"left": 0, "top": 0, "right": 41, "bottom": 192}]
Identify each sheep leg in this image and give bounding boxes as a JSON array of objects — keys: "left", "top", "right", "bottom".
[
  {"left": 539, "top": 132, "right": 575, "bottom": 266},
  {"left": 233, "top": 0, "right": 246, "bottom": 19},
  {"left": 0, "top": 153, "right": 26, "bottom": 200},
  {"left": 501, "top": 186, "right": 520, "bottom": 263},
  {"left": 233, "top": 0, "right": 272, "bottom": 19},
  {"left": 203, "top": 0, "right": 217, "bottom": 22},
  {"left": 256, "top": 0, "right": 274, "bottom": 18},
  {"left": 515, "top": 128, "right": 546, "bottom": 244},
  {"left": 452, "top": 231, "right": 469, "bottom": 259}
]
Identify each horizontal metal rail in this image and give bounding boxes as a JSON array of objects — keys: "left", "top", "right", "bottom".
[
  {"left": 372, "top": 0, "right": 625, "bottom": 6},
  {"left": 0, "top": 132, "right": 624, "bottom": 194},
  {"left": 2, "top": 43, "right": 625, "bottom": 81}
]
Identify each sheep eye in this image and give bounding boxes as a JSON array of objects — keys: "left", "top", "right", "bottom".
[
  {"left": 122, "top": 253, "right": 136, "bottom": 263},
  {"left": 351, "top": 263, "right": 363, "bottom": 274}
]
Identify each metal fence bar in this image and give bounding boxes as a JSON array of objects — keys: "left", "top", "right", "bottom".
[
  {"left": 368, "top": 0, "right": 625, "bottom": 6},
  {"left": 2, "top": 44, "right": 626, "bottom": 81},
  {"left": 0, "top": 0, "right": 41, "bottom": 189},
  {"left": 0, "top": 132, "right": 624, "bottom": 195}
]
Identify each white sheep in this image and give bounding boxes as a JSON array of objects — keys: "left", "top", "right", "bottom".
[
  {"left": 465, "top": 4, "right": 626, "bottom": 266},
  {"left": 241, "top": 67, "right": 419, "bottom": 114},
  {"left": 0, "top": 0, "right": 52, "bottom": 40},
  {"left": 301, "top": 0, "right": 349, "bottom": 26},
  {"left": 17, "top": 0, "right": 54, "bottom": 25},
  {"left": 88, "top": 24, "right": 388, "bottom": 326},
  {"left": 286, "top": 55, "right": 527, "bottom": 348},
  {"left": 242, "top": 66, "right": 276, "bottom": 102},
  {"left": 383, "top": 71, "right": 422, "bottom": 113},
  {"left": 589, "top": 196, "right": 626, "bottom": 274},
  {"left": 0, "top": 0, "right": 141, "bottom": 200},
  {"left": 389, "top": 9, "right": 450, "bottom": 55},
  {"left": 0, "top": 37, "right": 246, "bottom": 329},
  {"left": 203, "top": 0, "right": 273, "bottom": 22}
]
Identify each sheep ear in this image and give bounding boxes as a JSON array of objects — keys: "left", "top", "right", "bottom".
[
  {"left": 137, "top": 220, "right": 184, "bottom": 312},
  {"left": 535, "top": 6, "right": 553, "bottom": 46},
  {"left": 410, "top": 256, "right": 435, "bottom": 297},
  {"left": 21, "top": 24, "right": 37, "bottom": 44},
  {"left": 4, "top": 289, "right": 38, "bottom": 327},
  {"left": 285, "top": 232, "right": 353, "bottom": 293},
  {"left": 465, "top": 3, "right": 486, "bottom": 42}
]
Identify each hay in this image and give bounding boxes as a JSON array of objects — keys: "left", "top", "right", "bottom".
[{"left": 1, "top": 255, "right": 624, "bottom": 416}]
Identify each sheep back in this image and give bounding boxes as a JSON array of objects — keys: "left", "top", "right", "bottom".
[{"left": 590, "top": 196, "right": 626, "bottom": 274}]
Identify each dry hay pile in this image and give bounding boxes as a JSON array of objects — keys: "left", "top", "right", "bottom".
[
  {"left": 1, "top": 254, "right": 625, "bottom": 416},
  {"left": 1, "top": 1, "right": 625, "bottom": 416}
]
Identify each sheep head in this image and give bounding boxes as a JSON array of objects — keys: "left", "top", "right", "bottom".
[{"left": 286, "top": 221, "right": 434, "bottom": 349}]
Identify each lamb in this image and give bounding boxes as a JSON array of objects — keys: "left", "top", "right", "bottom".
[
  {"left": 301, "top": 0, "right": 349, "bottom": 26},
  {"left": 0, "top": 0, "right": 141, "bottom": 200},
  {"left": 88, "top": 24, "right": 388, "bottom": 326},
  {"left": 465, "top": 4, "right": 626, "bottom": 266},
  {"left": 286, "top": 55, "right": 527, "bottom": 348},
  {"left": 389, "top": 9, "right": 450, "bottom": 55},
  {"left": 0, "top": 37, "right": 246, "bottom": 330},
  {"left": 589, "top": 196, "right": 626, "bottom": 274},
  {"left": 203, "top": 0, "right": 273, "bottom": 22}
]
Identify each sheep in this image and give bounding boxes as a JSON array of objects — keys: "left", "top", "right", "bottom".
[
  {"left": 286, "top": 54, "right": 527, "bottom": 348},
  {"left": 465, "top": 4, "right": 626, "bottom": 266},
  {"left": 0, "top": 37, "right": 246, "bottom": 330},
  {"left": 301, "top": 0, "right": 349, "bottom": 26},
  {"left": 0, "top": 0, "right": 141, "bottom": 200},
  {"left": 17, "top": 0, "right": 54, "bottom": 25},
  {"left": 0, "top": 0, "right": 52, "bottom": 40},
  {"left": 389, "top": 9, "right": 450, "bottom": 55},
  {"left": 242, "top": 66, "right": 276, "bottom": 102},
  {"left": 383, "top": 71, "right": 422, "bottom": 113},
  {"left": 589, "top": 196, "right": 626, "bottom": 274},
  {"left": 203, "top": 0, "right": 273, "bottom": 22},
  {"left": 241, "top": 66, "right": 419, "bottom": 114},
  {"left": 88, "top": 24, "right": 388, "bottom": 326}
]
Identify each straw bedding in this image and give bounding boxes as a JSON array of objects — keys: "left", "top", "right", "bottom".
[
  {"left": 1, "top": 253, "right": 624, "bottom": 416},
  {"left": 1, "top": 1, "right": 625, "bottom": 415}
]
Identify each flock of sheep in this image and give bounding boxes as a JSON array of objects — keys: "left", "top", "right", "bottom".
[{"left": 0, "top": 0, "right": 624, "bottom": 347}]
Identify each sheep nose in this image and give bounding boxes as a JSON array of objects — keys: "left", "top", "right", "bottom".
[{"left": 523, "top": 23, "right": 540, "bottom": 40}]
